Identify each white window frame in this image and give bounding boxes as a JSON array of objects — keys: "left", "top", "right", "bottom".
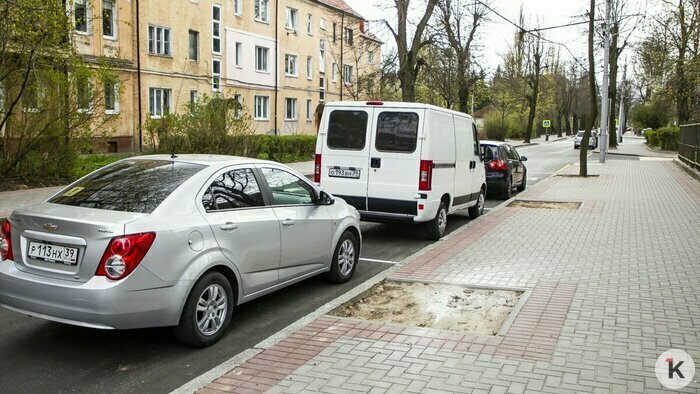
[
  {"left": 319, "top": 39, "right": 325, "bottom": 72},
  {"left": 74, "top": 0, "right": 90, "bottom": 34},
  {"left": 285, "top": 7, "right": 298, "bottom": 31},
  {"left": 319, "top": 18, "right": 326, "bottom": 30},
  {"left": 190, "top": 90, "right": 198, "bottom": 108},
  {"left": 233, "top": 0, "right": 242, "bottom": 16},
  {"left": 307, "top": 14, "right": 313, "bottom": 35},
  {"left": 212, "top": 4, "right": 222, "bottom": 55},
  {"left": 104, "top": 81, "right": 119, "bottom": 114},
  {"left": 306, "top": 56, "right": 313, "bottom": 80},
  {"left": 284, "top": 98, "right": 297, "bottom": 121},
  {"left": 255, "top": 46, "right": 269, "bottom": 72},
  {"left": 254, "top": 0, "right": 269, "bottom": 23},
  {"left": 235, "top": 42, "right": 242, "bottom": 67},
  {"left": 77, "top": 76, "right": 93, "bottom": 114},
  {"left": 212, "top": 59, "right": 221, "bottom": 92},
  {"left": 102, "top": 0, "right": 117, "bottom": 40},
  {"left": 285, "top": 53, "right": 298, "bottom": 77},
  {"left": 343, "top": 64, "right": 353, "bottom": 85},
  {"left": 368, "top": 51, "right": 375, "bottom": 64},
  {"left": 331, "top": 62, "right": 337, "bottom": 82},
  {"left": 254, "top": 95, "right": 269, "bottom": 120},
  {"left": 188, "top": 30, "right": 199, "bottom": 61},
  {"left": 148, "top": 87, "right": 171, "bottom": 119},
  {"left": 148, "top": 25, "right": 172, "bottom": 56},
  {"left": 306, "top": 99, "right": 312, "bottom": 121},
  {"left": 344, "top": 27, "right": 354, "bottom": 46},
  {"left": 319, "top": 76, "right": 325, "bottom": 102}
]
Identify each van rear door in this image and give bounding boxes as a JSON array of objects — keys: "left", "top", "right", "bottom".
[
  {"left": 366, "top": 109, "right": 424, "bottom": 215},
  {"left": 318, "top": 107, "right": 373, "bottom": 211}
]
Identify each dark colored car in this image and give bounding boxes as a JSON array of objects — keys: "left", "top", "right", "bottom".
[{"left": 480, "top": 141, "right": 528, "bottom": 199}]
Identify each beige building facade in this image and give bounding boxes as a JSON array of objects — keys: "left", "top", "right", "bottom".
[{"left": 72, "top": 0, "right": 381, "bottom": 152}]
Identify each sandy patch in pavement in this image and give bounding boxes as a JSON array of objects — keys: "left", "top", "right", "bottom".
[
  {"left": 330, "top": 281, "right": 522, "bottom": 335},
  {"left": 508, "top": 200, "right": 581, "bottom": 210}
]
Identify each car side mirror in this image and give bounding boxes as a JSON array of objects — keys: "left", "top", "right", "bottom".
[
  {"left": 318, "top": 190, "right": 335, "bottom": 206},
  {"left": 520, "top": 156, "right": 528, "bottom": 161}
]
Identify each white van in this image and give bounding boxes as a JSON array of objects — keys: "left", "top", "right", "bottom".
[{"left": 314, "top": 101, "right": 486, "bottom": 240}]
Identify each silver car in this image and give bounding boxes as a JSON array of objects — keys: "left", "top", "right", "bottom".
[{"left": 0, "top": 155, "right": 361, "bottom": 347}]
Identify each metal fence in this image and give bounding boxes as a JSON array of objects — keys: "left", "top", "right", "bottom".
[{"left": 679, "top": 124, "right": 700, "bottom": 170}]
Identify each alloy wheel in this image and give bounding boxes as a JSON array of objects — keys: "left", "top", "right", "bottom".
[
  {"left": 196, "top": 284, "right": 228, "bottom": 336},
  {"left": 338, "top": 239, "right": 355, "bottom": 276}
]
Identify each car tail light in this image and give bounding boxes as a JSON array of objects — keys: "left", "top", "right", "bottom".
[
  {"left": 488, "top": 159, "right": 507, "bottom": 171},
  {"left": 1, "top": 219, "right": 13, "bottom": 261},
  {"left": 314, "top": 154, "right": 322, "bottom": 184},
  {"left": 96, "top": 232, "right": 155, "bottom": 280},
  {"left": 419, "top": 160, "right": 433, "bottom": 191}
]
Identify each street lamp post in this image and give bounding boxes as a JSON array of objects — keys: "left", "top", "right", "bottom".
[{"left": 599, "top": 0, "right": 611, "bottom": 163}]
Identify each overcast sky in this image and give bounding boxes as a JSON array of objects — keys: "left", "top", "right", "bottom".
[{"left": 345, "top": 0, "right": 655, "bottom": 76}]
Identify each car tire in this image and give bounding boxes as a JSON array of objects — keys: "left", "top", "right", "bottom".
[
  {"left": 517, "top": 171, "right": 527, "bottom": 192},
  {"left": 502, "top": 177, "right": 512, "bottom": 200},
  {"left": 174, "top": 271, "right": 234, "bottom": 348},
  {"left": 426, "top": 202, "right": 448, "bottom": 241},
  {"left": 468, "top": 189, "right": 485, "bottom": 219},
  {"left": 326, "top": 231, "right": 359, "bottom": 284}
]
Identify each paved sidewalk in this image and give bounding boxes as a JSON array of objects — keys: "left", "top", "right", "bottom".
[
  {"left": 594, "top": 135, "right": 677, "bottom": 158},
  {"left": 191, "top": 158, "right": 700, "bottom": 393},
  {"left": 0, "top": 160, "right": 314, "bottom": 219}
]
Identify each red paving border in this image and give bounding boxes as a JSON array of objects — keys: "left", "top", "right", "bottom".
[{"left": 665, "top": 161, "right": 700, "bottom": 203}]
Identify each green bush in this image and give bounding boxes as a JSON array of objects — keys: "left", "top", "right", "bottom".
[
  {"left": 483, "top": 112, "right": 521, "bottom": 141},
  {"left": 655, "top": 126, "right": 680, "bottom": 150},
  {"left": 644, "top": 130, "right": 658, "bottom": 146}
]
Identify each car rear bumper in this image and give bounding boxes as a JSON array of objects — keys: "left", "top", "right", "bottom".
[{"left": 0, "top": 260, "right": 188, "bottom": 329}]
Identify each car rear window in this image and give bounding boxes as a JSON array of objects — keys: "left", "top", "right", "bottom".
[
  {"left": 375, "top": 112, "right": 419, "bottom": 152},
  {"left": 577, "top": 131, "right": 585, "bottom": 137},
  {"left": 327, "top": 110, "right": 368, "bottom": 150},
  {"left": 481, "top": 145, "right": 500, "bottom": 161},
  {"left": 49, "top": 160, "right": 205, "bottom": 213}
]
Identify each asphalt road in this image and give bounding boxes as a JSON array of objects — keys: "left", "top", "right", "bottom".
[{"left": 0, "top": 136, "right": 577, "bottom": 393}]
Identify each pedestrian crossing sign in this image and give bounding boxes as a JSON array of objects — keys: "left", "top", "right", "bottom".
[{"left": 543, "top": 119, "right": 551, "bottom": 128}]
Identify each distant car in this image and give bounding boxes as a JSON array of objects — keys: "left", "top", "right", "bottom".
[
  {"left": 0, "top": 156, "right": 361, "bottom": 347},
  {"left": 480, "top": 141, "right": 527, "bottom": 199},
  {"left": 574, "top": 131, "right": 596, "bottom": 149}
]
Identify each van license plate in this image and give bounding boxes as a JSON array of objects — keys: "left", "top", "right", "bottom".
[
  {"left": 329, "top": 168, "right": 361, "bottom": 179},
  {"left": 28, "top": 242, "right": 79, "bottom": 265}
]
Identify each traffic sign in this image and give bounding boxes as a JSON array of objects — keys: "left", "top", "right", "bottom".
[{"left": 543, "top": 119, "right": 551, "bottom": 128}]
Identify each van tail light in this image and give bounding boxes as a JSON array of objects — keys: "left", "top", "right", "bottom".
[
  {"left": 366, "top": 101, "right": 384, "bottom": 106},
  {"left": 314, "top": 154, "right": 322, "bottom": 184},
  {"left": 488, "top": 159, "right": 507, "bottom": 171},
  {"left": 96, "top": 232, "right": 155, "bottom": 280},
  {"left": 1, "top": 219, "right": 13, "bottom": 261},
  {"left": 419, "top": 160, "right": 433, "bottom": 191}
]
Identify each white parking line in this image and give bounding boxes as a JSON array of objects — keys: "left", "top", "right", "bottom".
[{"left": 359, "top": 257, "right": 399, "bottom": 265}]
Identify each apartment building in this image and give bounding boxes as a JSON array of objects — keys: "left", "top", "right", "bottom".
[{"left": 71, "top": 0, "right": 381, "bottom": 152}]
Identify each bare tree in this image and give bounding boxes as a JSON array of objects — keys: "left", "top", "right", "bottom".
[
  {"left": 523, "top": 33, "right": 547, "bottom": 144},
  {"left": 580, "top": 0, "right": 597, "bottom": 177}
]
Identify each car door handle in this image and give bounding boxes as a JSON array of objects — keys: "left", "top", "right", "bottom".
[
  {"left": 220, "top": 222, "right": 239, "bottom": 231},
  {"left": 282, "top": 219, "right": 295, "bottom": 227}
]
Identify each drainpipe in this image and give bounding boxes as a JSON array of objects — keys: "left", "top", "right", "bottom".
[
  {"left": 135, "top": 0, "right": 144, "bottom": 152},
  {"left": 274, "top": 0, "right": 279, "bottom": 135},
  {"left": 339, "top": 12, "right": 344, "bottom": 101}
]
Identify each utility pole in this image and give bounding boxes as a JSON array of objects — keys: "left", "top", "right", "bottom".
[
  {"left": 599, "top": 0, "right": 611, "bottom": 163},
  {"left": 617, "top": 62, "right": 627, "bottom": 144}
]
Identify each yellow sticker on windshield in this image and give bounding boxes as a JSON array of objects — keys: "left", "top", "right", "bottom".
[{"left": 63, "top": 186, "right": 85, "bottom": 197}]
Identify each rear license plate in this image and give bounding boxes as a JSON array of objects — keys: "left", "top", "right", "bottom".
[
  {"left": 28, "top": 242, "right": 79, "bottom": 265},
  {"left": 329, "top": 168, "right": 360, "bottom": 179}
]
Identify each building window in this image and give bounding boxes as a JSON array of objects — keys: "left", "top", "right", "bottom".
[
  {"left": 188, "top": 30, "right": 199, "bottom": 61},
  {"left": 319, "top": 39, "right": 325, "bottom": 71},
  {"left": 368, "top": 51, "right": 375, "bottom": 64},
  {"left": 307, "top": 14, "right": 313, "bottom": 35},
  {"left": 255, "top": 46, "right": 269, "bottom": 71},
  {"left": 306, "top": 56, "right": 312, "bottom": 80},
  {"left": 285, "top": 54, "right": 297, "bottom": 76},
  {"left": 212, "top": 59, "right": 221, "bottom": 92},
  {"left": 331, "top": 62, "right": 337, "bottom": 82},
  {"left": 254, "top": 95, "right": 269, "bottom": 120},
  {"left": 332, "top": 23, "right": 337, "bottom": 42},
  {"left": 190, "top": 90, "right": 198, "bottom": 108},
  {"left": 343, "top": 64, "right": 353, "bottom": 85},
  {"left": 104, "top": 80, "right": 118, "bottom": 114},
  {"left": 254, "top": 0, "right": 269, "bottom": 22},
  {"left": 306, "top": 99, "right": 312, "bottom": 120},
  {"left": 77, "top": 76, "right": 92, "bottom": 113},
  {"left": 235, "top": 42, "right": 242, "bottom": 67},
  {"left": 319, "top": 18, "right": 326, "bottom": 30},
  {"left": 212, "top": 5, "right": 221, "bottom": 54},
  {"left": 75, "top": 0, "right": 88, "bottom": 33},
  {"left": 148, "top": 25, "right": 171, "bottom": 56},
  {"left": 233, "top": 93, "right": 242, "bottom": 119},
  {"left": 149, "top": 87, "right": 171, "bottom": 118},
  {"left": 233, "top": 0, "right": 242, "bottom": 15},
  {"left": 285, "top": 7, "right": 298, "bottom": 31},
  {"left": 102, "top": 0, "right": 116, "bottom": 39},
  {"left": 285, "top": 98, "right": 297, "bottom": 120},
  {"left": 344, "top": 28, "right": 354, "bottom": 46},
  {"left": 319, "top": 76, "right": 325, "bottom": 101}
]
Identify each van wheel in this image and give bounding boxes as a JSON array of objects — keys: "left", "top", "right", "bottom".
[
  {"left": 426, "top": 203, "right": 448, "bottom": 241},
  {"left": 326, "top": 231, "right": 359, "bottom": 283},
  {"left": 173, "top": 271, "right": 234, "bottom": 348},
  {"left": 502, "top": 177, "right": 512, "bottom": 200},
  {"left": 517, "top": 171, "right": 527, "bottom": 192},
  {"left": 468, "top": 189, "right": 485, "bottom": 219}
]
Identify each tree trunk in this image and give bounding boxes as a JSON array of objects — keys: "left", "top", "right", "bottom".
[
  {"left": 524, "top": 79, "right": 539, "bottom": 143},
  {"left": 565, "top": 114, "right": 572, "bottom": 135},
  {"left": 607, "top": 24, "right": 619, "bottom": 148},
  {"left": 580, "top": 0, "right": 597, "bottom": 177}
]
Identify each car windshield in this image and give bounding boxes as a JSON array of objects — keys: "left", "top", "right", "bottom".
[
  {"left": 577, "top": 131, "right": 585, "bottom": 137},
  {"left": 49, "top": 160, "right": 205, "bottom": 213}
]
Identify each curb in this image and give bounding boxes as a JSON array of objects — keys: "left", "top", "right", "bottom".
[{"left": 673, "top": 158, "right": 700, "bottom": 183}]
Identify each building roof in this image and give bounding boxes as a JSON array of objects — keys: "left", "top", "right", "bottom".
[{"left": 315, "top": 0, "right": 364, "bottom": 20}]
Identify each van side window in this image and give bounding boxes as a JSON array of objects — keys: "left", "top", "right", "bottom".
[
  {"left": 375, "top": 112, "right": 419, "bottom": 153},
  {"left": 472, "top": 124, "right": 480, "bottom": 158},
  {"left": 327, "top": 110, "right": 368, "bottom": 150}
]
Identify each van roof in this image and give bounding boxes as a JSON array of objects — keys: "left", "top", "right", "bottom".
[{"left": 324, "top": 101, "right": 475, "bottom": 120}]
